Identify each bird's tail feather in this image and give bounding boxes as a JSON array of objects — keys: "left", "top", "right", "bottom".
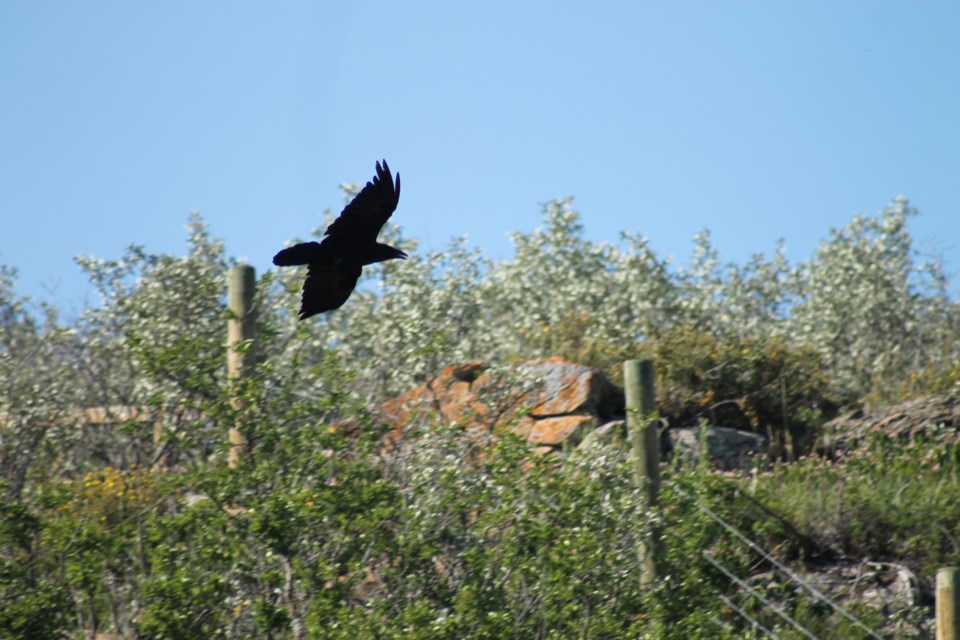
[{"left": 273, "top": 242, "right": 321, "bottom": 266}]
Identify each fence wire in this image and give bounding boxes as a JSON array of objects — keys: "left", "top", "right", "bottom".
[
  {"left": 717, "top": 594, "right": 782, "bottom": 640},
  {"left": 703, "top": 551, "right": 820, "bottom": 639},
  {"left": 693, "top": 499, "right": 885, "bottom": 640}
]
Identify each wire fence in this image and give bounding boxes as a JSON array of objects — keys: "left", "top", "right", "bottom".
[{"left": 693, "top": 499, "right": 885, "bottom": 639}]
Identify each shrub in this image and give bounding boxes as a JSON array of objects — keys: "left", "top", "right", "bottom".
[{"left": 637, "top": 326, "right": 841, "bottom": 456}]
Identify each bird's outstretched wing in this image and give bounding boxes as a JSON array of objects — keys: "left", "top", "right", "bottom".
[
  {"left": 323, "top": 160, "right": 400, "bottom": 244},
  {"left": 298, "top": 264, "right": 363, "bottom": 319}
]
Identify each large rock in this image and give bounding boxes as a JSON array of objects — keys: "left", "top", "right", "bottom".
[
  {"left": 380, "top": 357, "right": 624, "bottom": 447},
  {"left": 669, "top": 425, "right": 768, "bottom": 469}
]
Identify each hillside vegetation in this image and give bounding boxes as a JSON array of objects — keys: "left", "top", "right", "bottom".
[{"left": 1, "top": 197, "right": 958, "bottom": 638}]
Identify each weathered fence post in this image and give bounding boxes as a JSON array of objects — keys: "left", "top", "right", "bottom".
[
  {"left": 938, "top": 567, "right": 960, "bottom": 640},
  {"left": 227, "top": 264, "right": 256, "bottom": 468},
  {"left": 624, "top": 359, "right": 661, "bottom": 589}
]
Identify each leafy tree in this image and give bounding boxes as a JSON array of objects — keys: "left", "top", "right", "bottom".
[{"left": 788, "top": 197, "right": 957, "bottom": 400}]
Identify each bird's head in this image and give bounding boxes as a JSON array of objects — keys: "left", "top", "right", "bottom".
[{"left": 374, "top": 243, "right": 408, "bottom": 263}]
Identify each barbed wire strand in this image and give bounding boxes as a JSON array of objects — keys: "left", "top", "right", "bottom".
[
  {"left": 703, "top": 551, "right": 819, "bottom": 640},
  {"left": 694, "top": 499, "right": 884, "bottom": 640},
  {"left": 718, "top": 594, "right": 782, "bottom": 640}
]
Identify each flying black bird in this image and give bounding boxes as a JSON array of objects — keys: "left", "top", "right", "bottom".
[{"left": 273, "top": 160, "right": 406, "bottom": 319}]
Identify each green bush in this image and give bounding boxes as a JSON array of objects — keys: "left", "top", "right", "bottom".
[
  {"left": 750, "top": 434, "right": 960, "bottom": 575},
  {"left": 640, "top": 327, "right": 842, "bottom": 457}
]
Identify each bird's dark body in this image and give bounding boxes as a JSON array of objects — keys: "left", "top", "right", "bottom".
[
  {"left": 272, "top": 239, "right": 404, "bottom": 268},
  {"left": 272, "top": 160, "right": 406, "bottom": 319}
]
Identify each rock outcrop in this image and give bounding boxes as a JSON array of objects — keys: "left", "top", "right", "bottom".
[{"left": 380, "top": 357, "right": 624, "bottom": 448}]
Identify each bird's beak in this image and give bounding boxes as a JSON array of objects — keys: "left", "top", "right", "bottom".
[{"left": 398, "top": 250, "right": 408, "bottom": 260}]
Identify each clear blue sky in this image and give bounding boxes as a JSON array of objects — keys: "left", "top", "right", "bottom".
[{"left": 2, "top": 1, "right": 958, "bottom": 314}]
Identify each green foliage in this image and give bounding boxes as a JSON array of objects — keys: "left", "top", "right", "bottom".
[
  {"left": 301, "top": 195, "right": 956, "bottom": 408},
  {"left": 0, "top": 499, "right": 69, "bottom": 638},
  {"left": 0, "top": 265, "right": 80, "bottom": 500},
  {"left": 636, "top": 327, "right": 841, "bottom": 457},
  {"left": 751, "top": 435, "right": 960, "bottom": 575},
  {"left": 375, "top": 428, "right": 652, "bottom": 638},
  {"left": 0, "top": 193, "right": 957, "bottom": 637},
  {"left": 789, "top": 198, "right": 958, "bottom": 403}
]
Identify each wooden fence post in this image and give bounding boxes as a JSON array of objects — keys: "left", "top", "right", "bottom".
[
  {"left": 227, "top": 264, "right": 256, "bottom": 468},
  {"left": 624, "top": 359, "right": 661, "bottom": 589},
  {"left": 938, "top": 567, "right": 960, "bottom": 640}
]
